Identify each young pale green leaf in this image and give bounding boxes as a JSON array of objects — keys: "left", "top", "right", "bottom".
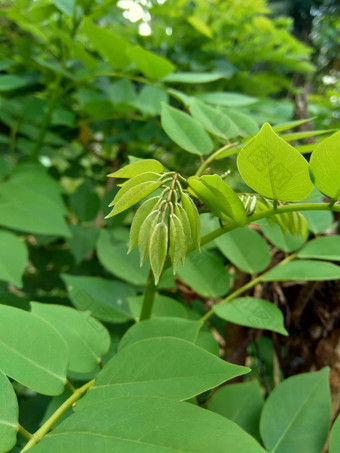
[
  {"left": 126, "top": 45, "right": 175, "bottom": 80},
  {"left": 118, "top": 318, "right": 202, "bottom": 350},
  {"left": 189, "top": 98, "right": 239, "bottom": 139},
  {"left": 200, "top": 175, "right": 247, "bottom": 225},
  {"left": 110, "top": 172, "right": 161, "bottom": 206},
  {"left": 128, "top": 196, "right": 160, "bottom": 252},
  {"left": 138, "top": 210, "right": 161, "bottom": 265},
  {"left": 161, "top": 103, "right": 213, "bottom": 155},
  {"left": 213, "top": 297, "right": 288, "bottom": 335},
  {"left": 309, "top": 130, "right": 340, "bottom": 200},
  {"left": 31, "top": 302, "right": 111, "bottom": 373},
  {"left": 180, "top": 192, "right": 201, "bottom": 250},
  {"left": 149, "top": 221, "right": 168, "bottom": 284},
  {"left": 216, "top": 228, "right": 271, "bottom": 274},
  {"left": 0, "top": 229, "right": 28, "bottom": 288},
  {"left": 208, "top": 381, "right": 264, "bottom": 440},
  {"left": 62, "top": 273, "right": 135, "bottom": 324},
  {"left": 174, "top": 202, "right": 191, "bottom": 250},
  {"left": 0, "top": 305, "right": 68, "bottom": 395},
  {"left": 329, "top": 414, "right": 340, "bottom": 453},
  {"left": 298, "top": 236, "right": 340, "bottom": 261},
  {"left": 237, "top": 122, "right": 313, "bottom": 201},
  {"left": 260, "top": 368, "right": 331, "bottom": 453},
  {"left": 0, "top": 370, "right": 18, "bottom": 453},
  {"left": 263, "top": 260, "right": 340, "bottom": 282},
  {"left": 77, "top": 337, "right": 249, "bottom": 408},
  {"left": 105, "top": 180, "right": 163, "bottom": 218},
  {"left": 33, "top": 396, "right": 267, "bottom": 453},
  {"left": 108, "top": 159, "right": 164, "bottom": 179},
  {"left": 169, "top": 213, "right": 186, "bottom": 272}
]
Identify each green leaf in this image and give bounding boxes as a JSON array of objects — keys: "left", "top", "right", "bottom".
[
  {"left": 105, "top": 180, "right": 163, "bottom": 218},
  {"left": 31, "top": 303, "right": 110, "bottom": 374},
  {"left": 224, "top": 108, "right": 259, "bottom": 137},
  {"left": 263, "top": 260, "right": 340, "bottom": 282},
  {"left": 62, "top": 273, "right": 134, "bottom": 324},
  {"left": 0, "top": 305, "right": 68, "bottom": 395},
  {"left": 108, "top": 159, "right": 164, "bottom": 179},
  {"left": 78, "top": 337, "right": 249, "bottom": 407},
  {"left": 161, "top": 103, "right": 213, "bottom": 155},
  {"left": 112, "top": 172, "right": 161, "bottom": 204},
  {"left": 134, "top": 85, "right": 169, "bottom": 116},
  {"left": 197, "top": 92, "right": 258, "bottom": 107},
  {"left": 177, "top": 250, "right": 230, "bottom": 298},
  {"left": 187, "top": 15, "right": 213, "bottom": 38},
  {"left": 163, "top": 72, "right": 226, "bottom": 83},
  {"left": 138, "top": 210, "right": 161, "bottom": 265},
  {"left": 309, "top": 130, "right": 340, "bottom": 200},
  {"left": 298, "top": 236, "right": 340, "bottom": 261},
  {"left": 118, "top": 318, "right": 202, "bottom": 350},
  {"left": 69, "top": 179, "right": 100, "bottom": 222},
  {"left": 208, "top": 381, "right": 264, "bottom": 440},
  {"left": 237, "top": 123, "right": 313, "bottom": 201},
  {"left": 169, "top": 213, "right": 186, "bottom": 272},
  {"left": 129, "top": 197, "right": 160, "bottom": 252},
  {"left": 149, "top": 222, "right": 168, "bottom": 284},
  {"left": 128, "top": 294, "right": 187, "bottom": 320},
  {"left": 0, "top": 370, "right": 18, "bottom": 453},
  {"left": 181, "top": 192, "right": 201, "bottom": 250},
  {"left": 261, "top": 221, "right": 305, "bottom": 253},
  {"left": 273, "top": 117, "right": 315, "bottom": 133},
  {"left": 216, "top": 228, "right": 270, "bottom": 273},
  {"left": 33, "top": 396, "right": 267, "bottom": 453},
  {"left": 213, "top": 297, "right": 288, "bottom": 335},
  {"left": 127, "top": 45, "right": 175, "bottom": 80},
  {"left": 96, "top": 230, "right": 149, "bottom": 285},
  {"left": 67, "top": 225, "right": 99, "bottom": 264},
  {"left": 81, "top": 18, "right": 130, "bottom": 69},
  {"left": 194, "top": 330, "right": 219, "bottom": 356},
  {"left": 303, "top": 210, "right": 334, "bottom": 234},
  {"left": 281, "top": 129, "right": 332, "bottom": 142},
  {"left": 0, "top": 229, "right": 28, "bottom": 288},
  {"left": 189, "top": 99, "right": 239, "bottom": 139},
  {"left": 174, "top": 202, "right": 191, "bottom": 249},
  {"left": 329, "top": 414, "right": 340, "bottom": 453},
  {"left": 260, "top": 368, "right": 331, "bottom": 453},
  {"left": 0, "top": 74, "right": 35, "bottom": 92}
]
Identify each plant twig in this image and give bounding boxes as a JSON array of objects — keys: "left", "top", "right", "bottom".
[
  {"left": 18, "top": 425, "right": 32, "bottom": 441},
  {"left": 195, "top": 142, "right": 238, "bottom": 177},
  {"left": 139, "top": 270, "right": 157, "bottom": 321}
]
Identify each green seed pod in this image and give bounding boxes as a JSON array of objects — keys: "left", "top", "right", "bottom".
[
  {"left": 128, "top": 196, "right": 160, "bottom": 253},
  {"left": 138, "top": 210, "right": 161, "bottom": 265},
  {"left": 180, "top": 192, "right": 201, "bottom": 251},
  {"left": 149, "top": 222, "right": 168, "bottom": 285}
]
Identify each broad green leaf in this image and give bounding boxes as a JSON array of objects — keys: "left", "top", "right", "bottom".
[
  {"left": 216, "top": 228, "right": 270, "bottom": 273},
  {"left": 113, "top": 172, "right": 161, "bottom": 201},
  {"left": 169, "top": 213, "right": 186, "bottom": 272},
  {"left": 261, "top": 222, "right": 305, "bottom": 252},
  {"left": 163, "top": 72, "right": 226, "bottom": 83},
  {"left": 108, "top": 159, "right": 164, "bottom": 179},
  {"left": 127, "top": 45, "right": 175, "bottom": 80},
  {"left": 138, "top": 210, "right": 161, "bottom": 265},
  {"left": 181, "top": 192, "right": 201, "bottom": 250},
  {"left": 69, "top": 179, "right": 100, "bottom": 222},
  {"left": 281, "top": 129, "right": 332, "bottom": 142},
  {"left": 195, "top": 330, "right": 219, "bottom": 356},
  {"left": 118, "top": 318, "right": 202, "bottom": 350},
  {"left": 273, "top": 118, "right": 315, "bottom": 133},
  {"left": 303, "top": 210, "right": 334, "bottom": 234},
  {"left": 213, "top": 297, "right": 288, "bottom": 335},
  {"left": 81, "top": 18, "right": 130, "bottom": 69},
  {"left": 31, "top": 303, "right": 110, "bottom": 374},
  {"left": 208, "top": 381, "right": 264, "bottom": 439},
  {"left": 128, "top": 294, "right": 187, "bottom": 320},
  {"left": 134, "top": 85, "right": 168, "bottom": 116},
  {"left": 105, "top": 180, "right": 163, "bottom": 218},
  {"left": 177, "top": 250, "right": 230, "bottom": 298},
  {"left": 189, "top": 98, "right": 239, "bottom": 139},
  {"left": 329, "top": 414, "right": 340, "bottom": 453},
  {"left": 62, "top": 273, "right": 134, "bottom": 323},
  {"left": 197, "top": 92, "right": 258, "bottom": 107},
  {"left": 309, "top": 130, "right": 340, "bottom": 200},
  {"left": 78, "top": 338, "right": 249, "bottom": 407},
  {"left": 161, "top": 103, "right": 213, "bottom": 155},
  {"left": 224, "top": 108, "right": 259, "bottom": 137},
  {"left": 263, "top": 260, "right": 340, "bottom": 282},
  {"left": 67, "top": 225, "right": 99, "bottom": 264},
  {"left": 237, "top": 123, "right": 313, "bottom": 201},
  {"left": 187, "top": 15, "right": 213, "bottom": 38},
  {"left": 129, "top": 197, "right": 159, "bottom": 252},
  {"left": 108, "top": 78, "right": 136, "bottom": 106},
  {"left": 97, "top": 230, "right": 149, "bottom": 285},
  {"left": 52, "top": 0, "right": 74, "bottom": 15},
  {"left": 298, "top": 236, "right": 340, "bottom": 261},
  {"left": 0, "top": 305, "right": 68, "bottom": 395},
  {"left": 0, "top": 229, "right": 28, "bottom": 287},
  {"left": 0, "top": 370, "right": 18, "bottom": 453},
  {"left": 33, "top": 396, "right": 267, "bottom": 453},
  {"left": 260, "top": 368, "right": 331, "bottom": 453},
  {"left": 0, "top": 74, "right": 35, "bottom": 91},
  {"left": 149, "top": 222, "right": 168, "bottom": 284}
]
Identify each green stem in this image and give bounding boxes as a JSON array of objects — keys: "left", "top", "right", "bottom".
[
  {"left": 139, "top": 270, "right": 157, "bottom": 321},
  {"left": 201, "top": 253, "right": 298, "bottom": 323},
  {"left": 20, "top": 379, "right": 94, "bottom": 452},
  {"left": 65, "top": 379, "right": 76, "bottom": 393},
  {"left": 18, "top": 425, "right": 32, "bottom": 441},
  {"left": 195, "top": 142, "right": 238, "bottom": 177}
]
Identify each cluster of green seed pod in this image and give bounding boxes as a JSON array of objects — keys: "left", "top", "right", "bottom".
[{"left": 105, "top": 159, "right": 201, "bottom": 284}]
